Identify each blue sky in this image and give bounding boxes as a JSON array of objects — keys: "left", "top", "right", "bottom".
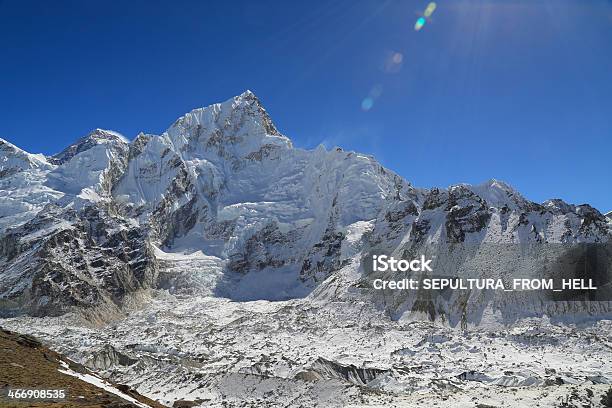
[{"left": 1, "top": 0, "right": 610, "bottom": 211}]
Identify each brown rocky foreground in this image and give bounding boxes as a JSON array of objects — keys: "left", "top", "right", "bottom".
[{"left": 0, "top": 327, "right": 165, "bottom": 408}]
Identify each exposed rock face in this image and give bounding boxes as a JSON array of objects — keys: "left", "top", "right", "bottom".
[
  {"left": 87, "top": 344, "right": 139, "bottom": 371},
  {"left": 0, "top": 91, "right": 609, "bottom": 321},
  {"left": 296, "top": 357, "right": 388, "bottom": 385},
  {"left": 0, "top": 202, "right": 156, "bottom": 317}
]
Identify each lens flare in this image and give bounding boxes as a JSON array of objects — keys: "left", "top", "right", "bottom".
[
  {"left": 414, "top": 17, "right": 426, "bottom": 31},
  {"left": 424, "top": 2, "right": 437, "bottom": 18},
  {"left": 384, "top": 51, "right": 404, "bottom": 73},
  {"left": 361, "top": 97, "right": 374, "bottom": 111},
  {"left": 415, "top": 2, "right": 436, "bottom": 31},
  {"left": 370, "top": 84, "right": 383, "bottom": 99}
]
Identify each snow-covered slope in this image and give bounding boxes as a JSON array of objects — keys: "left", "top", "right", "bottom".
[
  {"left": 0, "top": 138, "right": 51, "bottom": 175},
  {"left": 0, "top": 91, "right": 609, "bottom": 322}
]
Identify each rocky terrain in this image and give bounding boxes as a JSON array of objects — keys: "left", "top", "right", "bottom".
[
  {"left": 0, "top": 326, "right": 164, "bottom": 408},
  {"left": 3, "top": 296, "right": 612, "bottom": 407},
  {"left": 0, "top": 91, "right": 610, "bottom": 406}
]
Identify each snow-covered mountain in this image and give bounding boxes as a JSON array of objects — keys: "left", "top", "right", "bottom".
[
  {"left": 1, "top": 91, "right": 611, "bottom": 407},
  {"left": 0, "top": 91, "right": 609, "bottom": 322}
]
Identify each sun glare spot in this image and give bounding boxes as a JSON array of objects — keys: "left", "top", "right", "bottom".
[
  {"left": 361, "top": 97, "right": 374, "bottom": 111},
  {"left": 424, "top": 2, "right": 437, "bottom": 18},
  {"left": 415, "top": 2, "right": 436, "bottom": 31},
  {"left": 415, "top": 17, "right": 426, "bottom": 31},
  {"left": 384, "top": 51, "right": 403, "bottom": 73},
  {"left": 370, "top": 84, "right": 383, "bottom": 99}
]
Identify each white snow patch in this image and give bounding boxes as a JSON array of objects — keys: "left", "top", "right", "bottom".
[{"left": 58, "top": 360, "right": 152, "bottom": 408}]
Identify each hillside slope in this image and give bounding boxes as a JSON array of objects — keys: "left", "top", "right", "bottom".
[{"left": 0, "top": 327, "right": 165, "bottom": 408}]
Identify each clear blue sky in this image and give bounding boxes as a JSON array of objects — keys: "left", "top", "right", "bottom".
[{"left": 1, "top": 0, "right": 610, "bottom": 211}]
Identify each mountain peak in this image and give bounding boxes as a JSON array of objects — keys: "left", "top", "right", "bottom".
[
  {"left": 0, "top": 138, "right": 23, "bottom": 157},
  {"left": 164, "top": 91, "right": 291, "bottom": 156},
  {"left": 237, "top": 89, "right": 257, "bottom": 101},
  {"left": 50, "top": 129, "right": 128, "bottom": 165},
  {"left": 0, "top": 138, "right": 51, "bottom": 175},
  {"left": 461, "top": 179, "right": 526, "bottom": 208},
  {"left": 482, "top": 178, "right": 515, "bottom": 191},
  {"left": 543, "top": 199, "right": 575, "bottom": 214},
  {"left": 87, "top": 128, "right": 129, "bottom": 143}
]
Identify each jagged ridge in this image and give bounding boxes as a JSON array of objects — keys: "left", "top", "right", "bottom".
[{"left": 0, "top": 91, "right": 609, "bottom": 322}]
